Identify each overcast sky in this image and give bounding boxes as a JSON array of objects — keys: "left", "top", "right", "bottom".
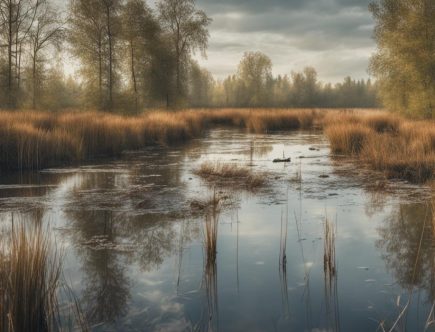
[
  {"left": 58, "top": 0, "right": 376, "bottom": 83},
  {"left": 193, "top": 0, "right": 376, "bottom": 83}
]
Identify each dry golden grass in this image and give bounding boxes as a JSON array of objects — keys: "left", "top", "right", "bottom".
[
  {"left": 0, "top": 221, "right": 88, "bottom": 332},
  {"left": 245, "top": 109, "right": 317, "bottom": 132},
  {"left": 0, "top": 123, "right": 82, "bottom": 171},
  {"left": 362, "top": 113, "right": 401, "bottom": 133},
  {"left": 195, "top": 162, "right": 266, "bottom": 190},
  {"left": 326, "top": 123, "right": 373, "bottom": 155},
  {"left": 0, "top": 108, "right": 325, "bottom": 171},
  {"left": 325, "top": 111, "right": 435, "bottom": 182},
  {"left": 1, "top": 108, "right": 434, "bottom": 183},
  {"left": 0, "top": 222, "right": 62, "bottom": 332},
  {"left": 361, "top": 133, "right": 435, "bottom": 182}
]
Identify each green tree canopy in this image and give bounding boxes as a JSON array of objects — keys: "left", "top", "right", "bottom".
[
  {"left": 237, "top": 51, "right": 273, "bottom": 107},
  {"left": 370, "top": 0, "right": 435, "bottom": 118}
]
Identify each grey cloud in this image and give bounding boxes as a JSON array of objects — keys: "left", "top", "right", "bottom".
[
  {"left": 57, "top": 0, "right": 375, "bottom": 82},
  {"left": 196, "top": 0, "right": 372, "bottom": 15},
  {"left": 194, "top": 0, "right": 375, "bottom": 81},
  {"left": 209, "top": 7, "right": 374, "bottom": 50}
]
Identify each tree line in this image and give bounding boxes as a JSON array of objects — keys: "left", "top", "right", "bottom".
[
  {"left": 0, "top": 0, "right": 382, "bottom": 112},
  {"left": 195, "top": 51, "right": 378, "bottom": 108}
]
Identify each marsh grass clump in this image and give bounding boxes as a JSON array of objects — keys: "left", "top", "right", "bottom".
[
  {"left": 360, "top": 134, "right": 435, "bottom": 182},
  {"left": 324, "top": 111, "right": 435, "bottom": 183},
  {"left": 195, "top": 162, "right": 266, "bottom": 190},
  {"left": 362, "top": 113, "right": 400, "bottom": 133},
  {"left": 0, "top": 223, "right": 62, "bottom": 332},
  {"left": 246, "top": 109, "right": 317, "bottom": 133},
  {"left": 325, "top": 123, "right": 373, "bottom": 155},
  {"left": 0, "top": 220, "right": 88, "bottom": 332}
]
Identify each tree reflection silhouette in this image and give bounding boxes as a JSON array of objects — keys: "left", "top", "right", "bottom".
[
  {"left": 73, "top": 210, "right": 131, "bottom": 324},
  {"left": 377, "top": 199, "right": 435, "bottom": 301},
  {"left": 62, "top": 167, "right": 200, "bottom": 327}
]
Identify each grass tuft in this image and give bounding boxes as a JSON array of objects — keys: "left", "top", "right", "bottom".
[
  {"left": 0, "top": 220, "right": 88, "bottom": 332},
  {"left": 325, "top": 123, "right": 373, "bottom": 155},
  {"left": 0, "top": 222, "right": 61, "bottom": 332},
  {"left": 325, "top": 112, "right": 435, "bottom": 183},
  {"left": 195, "top": 162, "right": 266, "bottom": 190}
]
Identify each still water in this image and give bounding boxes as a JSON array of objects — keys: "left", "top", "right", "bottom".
[{"left": 1, "top": 129, "right": 435, "bottom": 331}]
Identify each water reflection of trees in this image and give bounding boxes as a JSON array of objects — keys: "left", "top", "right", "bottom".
[
  {"left": 66, "top": 209, "right": 183, "bottom": 325},
  {"left": 81, "top": 240, "right": 131, "bottom": 324},
  {"left": 377, "top": 198, "right": 435, "bottom": 301},
  {"left": 63, "top": 165, "right": 200, "bottom": 326}
]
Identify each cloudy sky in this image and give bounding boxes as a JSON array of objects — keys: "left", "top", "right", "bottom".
[
  {"left": 57, "top": 0, "right": 376, "bottom": 83},
  {"left": 192, "top": 0, "right": 376, "bottom": 83}
]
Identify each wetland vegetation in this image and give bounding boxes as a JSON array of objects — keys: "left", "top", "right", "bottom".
[
  {"left": 1, "top": 120, "right": 435, "bottom": 331},
  {"left": 2, "top": 108, "right": 435, "bottom": 183},
  {"left": 1, "top": 0, "right": 435, "bottom": 331}
]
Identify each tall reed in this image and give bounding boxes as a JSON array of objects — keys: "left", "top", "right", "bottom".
[
  {"left": 323, "top": 218, "right": 336, "bottom": 284},
  {"left": 323, "top": 218, "right": 340, "bottom": 332},
  {"left": 0, "top": 222, "right": 62, "bottom": 332},
  {"left": 0, "top": 220, "right": 87, "bottom": 332},
  {"left": 325, "top": 115, "right": 435, "bottom": 182},
  {"left": 279, "top": 194, "right": 290, "bottom": 319},
  {"left": 203, "top": 191, "right": 221, "bottom": 265},
  {"left": 202, "top": 191, "right": 220, "bottom": 332}
]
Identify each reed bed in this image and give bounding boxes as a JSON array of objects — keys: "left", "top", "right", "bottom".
[
  {"left": 325, "top": 112, "right": 435, "bottom": 182},
  {"left": 0, "top": 220, "right": 88, "bottom": 332},
  {"left": 245, "top": 108, "right": 317, "bottom": 132},
  {"left": 0, "top": 108, "right": 321, "bottom": 172},
  {"left": 326, "top": 123, "right": 373, "bottom": 155},
  {"left": 1, "top": 108, "right": 435, "bottom": 183},
  {"left": 0, "top": 223, "right": 62, "bottom": 332},
  {"left": 195, "top": 162, "right": 266, "bottom": 190}
]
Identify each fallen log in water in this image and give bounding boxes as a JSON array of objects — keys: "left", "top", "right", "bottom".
[{"left": 273, "top": 158, "right": 291, "bottom": 163}]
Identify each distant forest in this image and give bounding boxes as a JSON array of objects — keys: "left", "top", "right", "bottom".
[{"left": 0, "top": 0, "right": 382, "bottom": 112}]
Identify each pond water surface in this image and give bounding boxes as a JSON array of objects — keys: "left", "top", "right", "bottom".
[{"left": 1, "top": 129, "right": 435, "bottom": 332}]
